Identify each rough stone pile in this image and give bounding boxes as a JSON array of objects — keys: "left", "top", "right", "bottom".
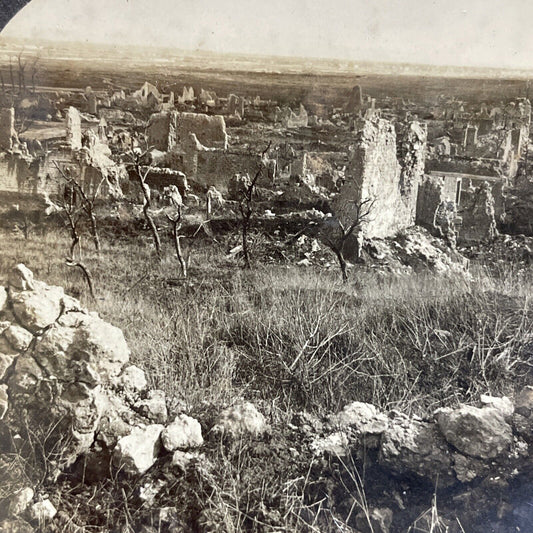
[{"left": 0, "top": 264, "right": 268, "bottom": 529}]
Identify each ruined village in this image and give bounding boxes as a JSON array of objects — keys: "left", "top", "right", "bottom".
[{"left": 1, "top": 37, "right": 533, "bottom": 533}]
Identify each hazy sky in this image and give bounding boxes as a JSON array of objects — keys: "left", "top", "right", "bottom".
[{"left": 1, "top": 0, "right": 532, "bottom": 69}]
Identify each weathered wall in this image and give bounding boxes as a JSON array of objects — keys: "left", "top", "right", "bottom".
[
  {"left": 65, "top": 107, "right": 82, "bottom": 150},
  {"left": 176, "top": 113, "right": 227, "bottom": 149},
  {"left": 334, "top": 118, "right": 426, "bottom": 239},
  {"left": 147, "top": 111, "right": 228, "bottom": 152},
  {"left": 459, "top": 182, "right": 498, "bottom": 244},
  {"left": 0, "top": 108, "right": 16, "bottom": 151}
]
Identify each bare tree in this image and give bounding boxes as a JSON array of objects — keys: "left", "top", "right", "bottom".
[
  {"left": 9, "top": 57, "right": 15, "bottom": 93},
  {"left": 322, "top": 198, "right": 374, "bottom": 282},
  {"left": 239, "top": 142, "right": 271, "bottom": 269},
  {"left": 127, "top": 148, "right": 162, "bottom": 259},
  {"left": 53, "top": 161, "right": 105, "bottom": 252},
  {"left": 57, "top": 185, "right": 84, "bottom": 259},
  {"left": 17, "top": 51, "right": 26, "bottom": 94},
  {"left": 30, "top": 56, "right": 39, "bottom": 94},
  {"left": 167, "top": 204, "right": 187, "bottom": 278}
]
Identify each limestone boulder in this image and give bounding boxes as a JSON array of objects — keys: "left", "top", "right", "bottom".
[
  {"left": 114, "top": 364, "right": 148, "bottom": 394},
  {"left": 514, "top": 386, "right": 533, "bottom": 417},
  {"left": 379, "top": 413, "right": 452, "bottom": 481},
  {"left": 435, "top": 405, "right": 512, "bottom": 459},
  {"left": 32, "top": 313, "right": 129, "bottom": 383},
  {"left": 212, "top": 402, "right": 268, "bottom": 438},
  {"left": 480, "top": 394, "right": 514, "bottom": 419},
  {"left": 4, "top": 324, "right": 33, "bottom": 352},
  {"left": 134, "top": 389, "right": 167, "bottom": 424},
  {"left": 8, "top": 264, "right": 35, "bottom": 291},
  {"left": 28, "top": 499, "right": 57, "bottom": 522},
  {"left": 328, "top": 401, "right": 389, "bottom": 435},
  {"left": 0, "top": 353, "right": 16, "bottom": 381},
  {"left": 0, "top": 518, "right": 34, "bottom": 533},
  {"left": 113, "top": 424, "right": 164, "bottom": 475},
  {"left": 10, "top": 283, "right": 64, "bottom": 332},
  {"left": 161, "top": 414, "right": 204, "bottom": 451}
]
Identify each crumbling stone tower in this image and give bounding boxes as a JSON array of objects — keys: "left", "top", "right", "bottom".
[
  {"left": 0, "top": 107, "right": 17, "bottom": 151},
  {"left": 65, "top": 106, "right": 82, "bottom": 150},
  {"left": 348, "top": 85, "right": 363, "bottom": 114},
  {"left": 334, "top": 117, "right": 427, "bottom": 239}
]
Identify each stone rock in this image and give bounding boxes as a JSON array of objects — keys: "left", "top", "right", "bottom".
[
  {"left": 0, "top": 321, "right": 10, "bottom": 334},
  {"left": 328, "top": 402, "right": 388, "bottom": 435},
  {"left": 355, "top": 507, "right": 393, "bottom": 533},
  {"left": 0, "top": 353, "right": 16, "bottom": 381},
  {"left": 8, "top": 264, "right": 34, "bottom": 291},
  {"left": 97, "top": 391, "right": 144, "bottom": 448},
  {"left": 171, "top": 450, "right": 203, "bottom": 471},
  {"left": 32, "top": 313, "right": 129, "bottom": 383},
  {"left": 114, "top": 364, "right": 148, "bottom": 393},
  {"left": 8, "top": 487, "right": 34, "bottom": 516},
  {"left": 0, "top": 287, "right": 8, "bottom": 313},
  {"left": 435, "top": 405, "right": 512, "bottom": 459},
  {"left": 515, "top": 386, "right": 533, "bottom": 417},
  {"left": 310, "top": 431, "right": 349, "bottom": 456},
  {"left": 4, "top": 325, "right": 33, "bottom": 352},
  {"left": 480, "top": 394, "right": 514, "bottom": 418},
  {"left": 452, "top": 452, "right": 489, "bottom": 482},
  {"left": 379, "top": 413, "right": 452, "bottom": 480},
  {"left": 29, "top": 499, "right": 57, "bottom": 521},
  {"left": 10, "top": 283, "right": 64, "bottom": 332},
  {"left": 134, "top": 389, "right": 167, "bottom": 424},
  {"left": 212, "top": 402, "right": 268, "bottom": 438},
  {"left": 0, "top": 384, "right": 8, "bottom": 418},
  {"left": 113, "top": 424, "right": 164, "bottom": 475},
  {"left": 161, "top": 414, "right": 203, "bottom": 451}
]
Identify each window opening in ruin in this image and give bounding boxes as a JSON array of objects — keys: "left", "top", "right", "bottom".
[{"left": 455, "top": 178, "right": 462, "bottom": 205}]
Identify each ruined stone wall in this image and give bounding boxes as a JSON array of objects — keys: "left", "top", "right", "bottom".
[
  {"left": 334, "top": 118, "right": 426, "bottom": 239},
  {"left": 416, "top": 174, "right": 457, "bottom": 228},
  {"left": 147, "top": 112, "right": 175, "bottom": 152},
  {"left": 176, "top": 113, "right": 227, "bottom": 149},
  {"left": 194, "top": 151, "right": 269, "bottom": 191},
  {"left": 459, "top": 182, "right": 498, "bottom": 244},
  {"left": 0, "top": 108, "right": 16, "bottom": 151},
  {"left": 65, "top": 107, "right": 82, "bottom": 150},
  {"left": 148, "top": 112, "right": 228, "bottom": 152}
]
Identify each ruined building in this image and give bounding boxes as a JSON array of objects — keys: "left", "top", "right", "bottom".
[
  {"left": 0, "top": 108, "right": 17, "bottom": 151},
  {"left": 147, "top": 111, "right": 228, "bottom": 152},
  {"left": 334, "top": 117, "right": 427, "bottom": 239}
]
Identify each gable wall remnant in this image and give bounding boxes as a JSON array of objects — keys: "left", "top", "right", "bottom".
[{"left": 334, "top": 117, "right": 427, "bottom": 239}]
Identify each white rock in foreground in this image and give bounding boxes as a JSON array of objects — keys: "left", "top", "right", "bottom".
[
  {"left": 29, "top": 499, "right": 57, "bottom": 522},
  {"left": 113, "top": 424, "right": 164, "bottom": 475},
  {"left": 161, "top": 414, "right": 203, "bottom": 451}
]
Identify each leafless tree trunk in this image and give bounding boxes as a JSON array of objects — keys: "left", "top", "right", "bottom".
[
  {"left": 9, "top": 58, "right": 14, "bottom": 92},
  {"left": 65, "top": 259, "right": 95, "bottom": 300},
  {"left": 53, "top": 162, "right": 103, "bottom": 253},
  {"left": 167, "top": 206, "right": 187, "bottom": 278},
  {"left": 128, "top": 150, "right": 162, "bottom": 259},
  {"left": 323, "top": 198, "right": 374, "bottom": 283},
  {"left": 239, "top": 142, "right": 271, "bottom": 269}
]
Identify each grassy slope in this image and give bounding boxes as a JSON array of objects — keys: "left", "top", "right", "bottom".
[{"left": 1, "top": 227, "right": 531, "bottom": 420}]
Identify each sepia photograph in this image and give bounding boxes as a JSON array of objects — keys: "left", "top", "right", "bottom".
[{"left": 0, "top": 0, "right": 531, "bottom": 531}]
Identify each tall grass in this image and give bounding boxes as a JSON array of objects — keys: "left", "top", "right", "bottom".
[{"left": 1, "top": 227, "right": 532, "bottom": 419}]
